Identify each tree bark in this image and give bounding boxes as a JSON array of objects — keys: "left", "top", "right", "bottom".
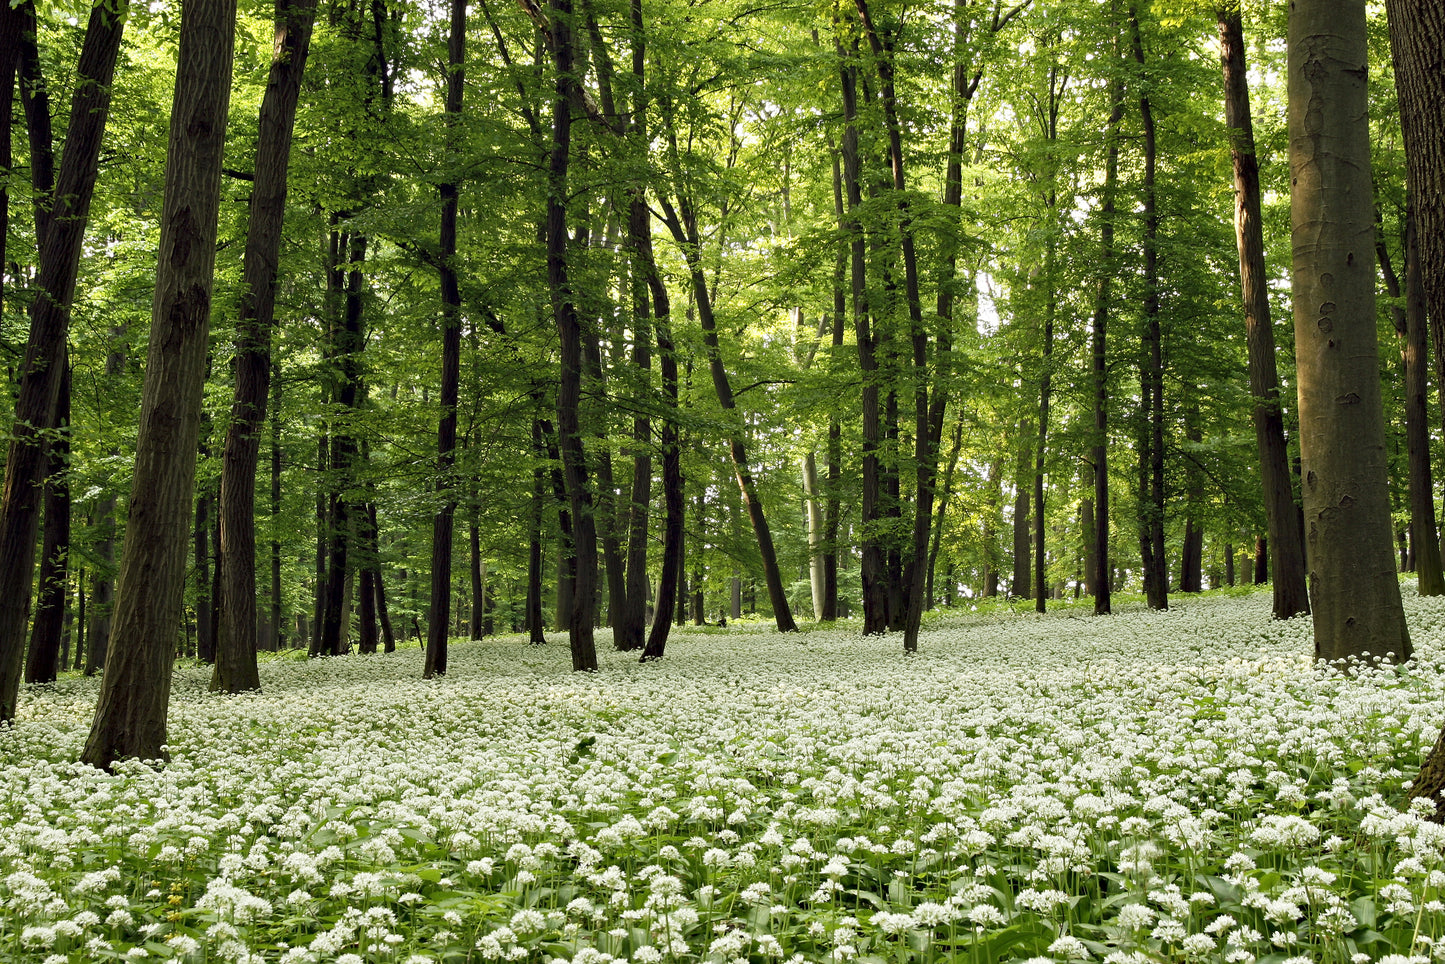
[
  {"left": 549, "top": 0, "right": 600, "bottom": 670},
  {"left": 25, "top": 362, "right": 70, "bottom": 684},
  {"left": 318, "top": 233, "right": 366, "bottom": 658},
  {"left": 1288, "top": 0, "right": 1410, "bottom": 663},
  {"left": 1090, "top": 16, "right": 1125, "bottom": 617},
  {"left": 1012, "top": 426, "right": 1032, "bottom": 599},
  {"left": 214, "top": 0, "right": 316, "bottom": 692},
  {"left": 526, "top": 417, "right": 548, "bottom": 644},
  {"left": 1131, "top": 5, "right": 1168, "bottom": 611},
  {"left": 83, "top": 0, "right": 237, "bottom": 768},
  {"left": 0, "top": 0, "right": 126, "bottom": 725},
  {"left": 425, "top": 0, "right": 467, "bottom": 677},
  {"left": 1377, "top": 200, "right": 1444, "bottom": 594},
  {"left": 1218, "top": 4, "right": 1311, "bottom": 618}
]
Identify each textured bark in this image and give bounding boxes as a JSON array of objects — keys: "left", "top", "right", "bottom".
[
  {"left": 1011, "top": 428, "right": 1032, "bottom": 599},
  {"left": 269, "top": 362, "right": 284, "bottom": 650},
  {"left": 468, "top": 513, "right": 483, "bottom": 640},
  {"left": 1288, "top": 0, "right": 1410, "bottom": 663},
  {"left": 1218, "top": 5, "right": 1310, "bottom": 618},
  {"left": 526, "top": 418, "right": 547, "bottom": 644},
  {"left": 194, "top": 475, "right": 214, "bottom": 662},
  {"left": 1378, "top": 201, "right": 1444, "bottom": 595},
  {"left": 617, "top": 198, "right": 653, "bottom": 653},
  {"left": 1090, "top": 20, "right": 1125, "bottom": 617},
  {"left": 83, "top": 0, "right": 237, "bottom": 768},
  {"left": 1386, "top": 0, "right": 1445, "bottom": 606},
  {"left": 0, "top": 0, "right": 126, "bottom": 725},
  {"left": 1132, "top": 6, "right": 1168, "bottom": 611},
  {"left": 214, "top": 0, "right": 317, "bottom": 692},
  {"left": 0, "top": 1, "right": 15, "bottom": 316},
  {"left": 318, "top": 234, "right": 366, "bottom": 659},
  {"left": 425, "top": 0, "right": 466, "bottom": 677},
  {"left": 836, "top": 37, "right": 886, "bottom": 635},
  {"left": 24, "top": 363, "right": 70, "bottom": 684},
  {"left": 549, "top": 0, "right": 599, "bottom": 670}
]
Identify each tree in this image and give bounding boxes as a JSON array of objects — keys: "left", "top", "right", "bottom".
[
  {"left": 1287, "top": 0, "right": 1409, "bottom": 663},
  {"left": 0, "top": 0, "right": 128, "bottom": 724},
  {"left": 1217, "top": 2, "right": 1310, "bottom": 619},
  {"left": 425, "top": 0, "right": 467, "bottom": 679},
  {"left": 214, "top": 0, "right": 319, "bottom": 693},
  {"left": 83, "top": 0, "right": 238, "bottom": 767}
]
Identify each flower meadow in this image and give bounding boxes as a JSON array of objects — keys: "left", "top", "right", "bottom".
[{"left": 8, "top": 591, "right": 1445, "bottom": 964}]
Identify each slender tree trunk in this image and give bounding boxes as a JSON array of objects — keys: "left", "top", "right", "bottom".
[
  {"left": 1090, "top": 22, "right": 1125, "bottom": 617},
  {"left": 369, "top": 505, "right": 395, "bottom": 652},
  {"left": 1254, "top": 535, "right": 1268, "bottom": 584},
  {"left": 1131, "top": 5, "right": 1168, "bottom": 611},
  {"left": 269, "top": 361, "right": 284, "bottom": 651},
  {"left": 319, "top": 234, "right": 366, "bottom": 658},
  {"left": 549, "top": 0, "right": 599, "bottom": 670},
  {"left": 0, "top": 1, "right": 15, "bottom": 317},
  {"left": 214, "top": 0, "right": 316, "bottom": 692},
  {"left": 1218, "top": 5, "right": 1310, "bottom": 618},
  {"left": 309, "top": 430, "right": 328, "bottom": 656},
  {"left": 1288, "top": 0, "right": 1410, "bottom": 663},
  {"left": 83, "top": 0, "right": 237, "bottom": 767},
  {"left": 194, "top": 472, "right": 215, "bottom": 662},
  {"left": 527, "top": 418, "right": 547, "bottom": 644},
  {"left": 0, "top": 0, "right": 126, "bottom": 725},
  {"left": 1376, "top": 202, "right": 1444, "bottom": 594},
  {"left": 836, "top": 35, "right": 886, "bottom": 636},
  {"left": 1081, "top": 497, "right": 1097, "bottom": 598},
  {"left": 617, "top": 205, "right": 654, "bottom": 652},
  {"left": 25, "top": 363, "right": 70, "bottom": 684},
  {"left": 425, "top": 0, "right": 467, "bottom": 677},
  {"left": 1012, "top": 426, "right": 1032, "bottom": 599},
  {"left": 468, "top": 511, "right": 483, "bottom": 640},
  {"left": 929, "top": 412, "right": 965, "bottom": 606}
]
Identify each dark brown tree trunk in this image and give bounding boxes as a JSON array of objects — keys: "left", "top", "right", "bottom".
[
  {"left": 526, "top": 418, "right": 547, "bottom": 644},
  {"left": 1225, "top": 543, "right": 1235, "bottom": 586},
  {"left": 309, "top": 429, "right": 328, "bottom": 656},
  {"left": 86, "top": 334, "right": 123, "bottom": 676},
  {"left": 425, "top": 0, "right": 466, "bottom": 677},
  {"left": 928, "top": 413, "right": 965, "bottom": 607},
  {"left": 1254, "top": 536, "right": 1268, "bottom": 584},
  {"left": 214, "top": 0, "right": 316, "bottom": 692},
  {"left": 468, "top": 511, "right": 483, "bottom": 640},
  {"left": 836, "top": 35, "right": 885, "bottom": 636},
  {"left": 1012, "top": 427, "right": 1032, "bottom": 599},
  {"left": 1289, "top": 0, "right": 1410, "bottom": 663},
  {"left": 0, "top": 0, "right": 126, "bottom": 725},
  {"left": 0, "top": 1, "right": 15, "bottom": 316},
  {"left": 1376, "top": 200, "right": 1444, "bottom": 594},
  {"left": 368, "top": 505, "right": 395, "bottom": 652},
  {"left": 616, "top": 206, "right": 652, "bottom": 652},
  {"left": 549, "top": 0, "right": 599, "bottom": 670},
  {"left": 1180, "top": 403, "right": 1204, "bottom": 592},
  {"left": 641, "top": 190, "right": 681, "bottom": 661},
  {"left": 194, "top": 472, "right": 215, "bottom": 662},
  {"left": 1218, "top": 5, "right": 1310, "bottom": 618},
  {"left": 25, "top": 362, "right": 70, "bottom": 684},
  {"left": 1091, "top": 22, "right": 1125, "bottom": 617},
  {"left": 1081, "top": 497, "right": 1097, "bottom": 598},
  {"left": 269, "top": 361, "right": 284, "bottom": 651},
  {"left": 319, "top": 234, "right": 367, "bottom": 659},
  {"left": 83, "top": 0, "right": 237, "bottom": 768},
  {"left": 1132, "top": 5, "right": 1168, "bottom": 611}
]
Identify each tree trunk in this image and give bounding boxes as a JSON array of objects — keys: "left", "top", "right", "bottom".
[
  {"left": 1132, "top": 5, "right": 1168, "bottom": 611},
  {"left": 214, "top": 0, "right": 316, "bottom": 692},
  {"left": 269, "top": 361, "right": 284, "bottom": 651},
  {"left": 549, "top": 0, "right": 599, "bottom": 670},
  {"left": 1377, "top": 200, "right": 1444, "bottom": 594},
  {"left": 836, "top": 36, "right": 886, "bottom": 636},
  {"left": 424, "top": 0, "right": 466, "bottom": 677},
  {"left": 25, "top": 362, "right": 70, "bottom": 684},
  {"left": 369, "top": 505, "right": 395, "bottom": 652},
  {"left": 1218, "top": 5, "right": 1310, "bottom": 618},
  {"left": 1288, "top": 0, "right": 1410, "bottom": 663},
  {"left": 1012, "top": 426, "right": 1032, "bottom": 599},
  {"left": 0, "top": 0, "right": 126, "bottom": 725},
  {"left": 194, "top": 465, "right": 215, "bottom": 663},
  {"left": 527, "top": 418, "right": 547, "bottom": 644},
  {"left": 1090, "top": 18, "right": 1125, "bottom": 617},
  {"left": 82, "top": 0, "right": 237, "bottom": 768},
  {"left": 319, "top": 233, "right": 366, "bottom": 659},
  {"left": 1081, "top": 496, "right": 1097, "bottom": 599},
  {"left": 468, "top": 512, "right": 483, "bottom": 640},
  {"left": 309, "top": 430, "right": 328, "bottom": 656}
]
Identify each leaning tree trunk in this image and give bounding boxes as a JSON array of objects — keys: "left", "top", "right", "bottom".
[
  {"left": 83, "top": 0, "right": 237, "bottom": 768},
  {"left": 1288, "top": 0, "right": 1410, "bottom": 664},
  {"left": 1218, "top": 4, "right": 1310, "bottom": 618},
  {"left": 0, "top": 0, "right": 126, "bottom": 725},
  {"left": 213, "top": 0, "right": 317, "bottom": 693}
]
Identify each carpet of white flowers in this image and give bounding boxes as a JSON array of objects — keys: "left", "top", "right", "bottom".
[{"left": 7, "top": 589, "right": 1445, "bottom": 964}]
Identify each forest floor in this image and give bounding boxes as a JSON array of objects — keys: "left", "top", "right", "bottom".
[{"left": 4, "top": 588, "right": 1445, "bottom": 963}]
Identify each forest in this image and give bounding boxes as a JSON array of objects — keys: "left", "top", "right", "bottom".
[
  {"left": 1, "top": 0, "right": 1445, "bottom": 759},
  {"left": 5, "top": 0, "right": 1445, "bottom": 958}
]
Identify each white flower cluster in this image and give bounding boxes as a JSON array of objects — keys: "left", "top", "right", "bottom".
[{"left": 3, "top": 589, "right": 1445, "bottom": 961}]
